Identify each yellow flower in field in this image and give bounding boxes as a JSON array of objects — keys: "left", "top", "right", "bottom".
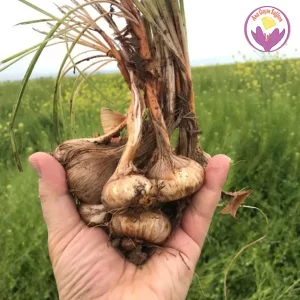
[
  {"left": 275, "top": 65, "right": 282, "bottom": 70},
  {"left": 245, "top": 67, "right": 251, "bottom": 75},
  {"left": 6, "top": 184, "right": 12, "bottom": 190},
  {"left": 252, "top": 80, "right": 259, "bottom": 87},
  {"left": 18, "top": 123, "right": 24, "bottom": 129}
]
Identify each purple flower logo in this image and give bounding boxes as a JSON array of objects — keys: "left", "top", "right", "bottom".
[
  {"left": 251, "top": 26, "right": 285, "bottom": 52},
  {"left": 244, "top": 6, "right": 290, "bottom": 52}
]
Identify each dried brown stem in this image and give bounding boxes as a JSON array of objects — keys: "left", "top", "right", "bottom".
[
  {"left": 114, "top": 70, "right": 145, "bottom": 174},
  {"left": 95, "top": 28, "right": 131, "bottom": 88},
  {"left": 164, "top": 46, "right": 176, "bottom": 120},
  {"left": 145, "top": 82, "right": 172, "bottom": 154},
  {"left": 121, "top": 1, "right": 173, "bottom": 155}
]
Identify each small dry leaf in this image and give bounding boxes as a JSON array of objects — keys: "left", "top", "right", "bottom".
[
  {"left": 220, "top": 190, "right": 252, "bottom": 219},
  {"left": 100, "top": 107, "right": 126, "bottom": 134}
]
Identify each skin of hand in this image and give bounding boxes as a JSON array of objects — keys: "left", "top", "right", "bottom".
[{"left": 29, "top": 152, "right": 230, "bottom": 300}]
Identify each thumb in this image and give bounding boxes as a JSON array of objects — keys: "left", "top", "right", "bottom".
[{"left": 29, "top": 152, "right": 82, "bottom": 234}]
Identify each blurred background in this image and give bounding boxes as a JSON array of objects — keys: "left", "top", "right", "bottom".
[{"left": 0, "top": 1, "right": 299, "bottom": 299}]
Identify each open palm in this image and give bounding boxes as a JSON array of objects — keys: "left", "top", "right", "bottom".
[{"left": 29, "top": 152, "right": 230, "bottom": 300}]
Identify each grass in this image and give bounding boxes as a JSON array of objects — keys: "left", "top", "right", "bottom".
[{"left": 1, "top": 58, "right": 300, "bottom": 299}]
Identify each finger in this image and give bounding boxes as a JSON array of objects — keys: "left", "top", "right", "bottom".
[
  {"left": 29, "top": 152, "right": 83, "bottom": 234},
  {"left": 181, "top": 154, "right": 231, "bottom": 249}
]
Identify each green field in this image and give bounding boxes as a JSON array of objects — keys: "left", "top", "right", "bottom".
[{"left": 1, "top": 59, "right": 300, "bottom": 299}]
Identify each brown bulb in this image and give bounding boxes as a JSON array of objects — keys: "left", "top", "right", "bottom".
[
  {"left": 110, "top": 209, "right": 171, "bottom": 245},
  {"left": 147, "top": 154, "right": 205, "bottom": 202},
  {"left": 102, "top": 175, "right": 153, "bottom": 210},
  {"left": 54, "top": 140, "right": 121, "bottom": 204}
]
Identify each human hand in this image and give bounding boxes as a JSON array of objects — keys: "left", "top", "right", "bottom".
[{"left": 29, "top": 152, "right": 230, "bottom": 300}]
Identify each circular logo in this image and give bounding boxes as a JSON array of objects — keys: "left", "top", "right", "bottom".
[{"left": 244, "top": 6, "right": 290, "bottom": 52}]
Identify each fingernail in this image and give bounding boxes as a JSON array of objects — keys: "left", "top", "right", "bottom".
[
  {"left": 29, "top": 159, "right": 42, "bottom": 178},
  {"left": 226, "top": 156, "right": 232, "bottom": 163}
]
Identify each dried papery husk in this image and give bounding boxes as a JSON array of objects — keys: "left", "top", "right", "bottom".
[
  {"left": 78, "top": 203, "right": 110, "bottom": 227},
  {"left": 54, "top": 140, "right": 123, "bottom": 204},
  {"left": 110, "top": 209, "right": 171, "bottom": 245},
  {"left": 101, "top": 174, "right": 153, "bottom": 210},
  {"left": 100, "top": 108, "right": 126, "bottom": 135},
  {"left": 147, "top": 153, "right": 205, "bottom": 202},
  {"left": 52, "top": 127, "right": 157, "bottom": 206},
  {"left": 54, "top": 138, "right": 125, "bottom": 162}
]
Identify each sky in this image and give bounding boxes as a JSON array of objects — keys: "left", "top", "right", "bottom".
[{"left": 0, "top": 0, "right": 299, "bottom": 80}]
